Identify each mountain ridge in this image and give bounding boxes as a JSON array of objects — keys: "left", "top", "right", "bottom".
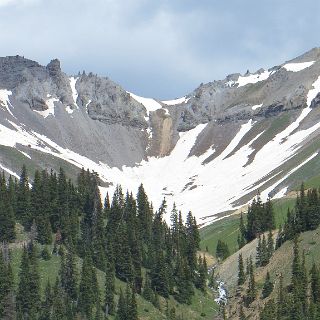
[{"left": 1, "top": 49, "right": 320, "bottom": 223}]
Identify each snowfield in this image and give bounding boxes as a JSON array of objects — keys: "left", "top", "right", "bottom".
[
  {"left": 0, "top": 77, "right": 320, "bottom": 224},
  {"left": 129, "top": 92, "right": 162, "bottom": 121},
  {"left": 162, "top": 97, "right": 190, "bottom": 105},
  {"left": 252, "top": 104, "right": 263, "bottom": 110},
  {"left": 33, "top": 98, "right": 59, "bottom": 118},
  {"left": 69, "top": 77, "right": 79, "bottom": 108},
  {"left": 283, "top": 61, "right": 315, "bottom": 72},
  {"left": 236, "top": 70, "right": 271, "bottom": 87},
  {"left": 0, "top": 89, "right": 14, "bottom": 116}
]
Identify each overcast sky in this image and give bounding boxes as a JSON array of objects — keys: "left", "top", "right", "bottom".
[{"left": 0, "top": 0, "right": 319, "bottom": 99}]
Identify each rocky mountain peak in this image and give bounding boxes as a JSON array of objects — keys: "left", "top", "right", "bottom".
[{"left": 46, "top": 58, "right": 61, "bottom": 76}]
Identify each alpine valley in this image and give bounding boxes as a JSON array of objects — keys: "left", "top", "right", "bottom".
[
  {"left": 2, "top": 49, "right": 320, "bottom": 320},
  {"left": 1, "top": 48, "right": 320, "bottom": 225}
]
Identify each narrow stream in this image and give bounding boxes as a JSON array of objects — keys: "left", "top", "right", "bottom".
[{"left": 214, "top": 281, "right": 227, "bottom": 305}]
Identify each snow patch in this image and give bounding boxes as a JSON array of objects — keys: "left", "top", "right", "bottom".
[
  {"left": 65, "top": 106, "right": 74, "bottom": 114},
  {"left": 236, "top": 70, "right": 271, "bottom": 87},
  {"left": 307, "top": 75, "right": 320, "bottom": 106},
  {"left": 129, "top": 92, "right": 162, "bottom": 121},
  {"left": 69, "top": 77, "right": 79, "bottom": 108},
  {"left": 146, "top": 127, "right": 152, "bottom": 139},
  {"left": 18, "top": 150, "right": 31, "bottom": 159},
  {"left": 283, "top": 61, "right": 315, "bottom": 72},
  {"left": 0, "top": 89, "right": 14, "bottom": 116},
  {"left": 226, "top": 80, "right": 236, "bottom": 87},
  {"left": 261, "top": 153, "right": 318, "bottom": 201},
  {"left": 33, "top": 98, "right": 59, "bottom": 118},
  {"left": 252, "top": 103, "right": 263, "bottom": 110},
  {"left": 162, "top": 97, "right": 189, "bottom": 105},
  {"left": 85, "top": 100, "right": 92, "bottom": 113},
  {"left": 272, "top": 186, "right": 288, "bottom": 199},
  {"left": 1, "top": 78, "right": 320, "bottom": 222},
  {"left": 0, "top": 163, "right": 19, "bottom": 179}
]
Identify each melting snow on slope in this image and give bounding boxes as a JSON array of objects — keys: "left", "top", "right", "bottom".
[
  {"left": 236, "top": 70, "right": 271, "bottom": 87},
  {"left": 65, "top": 106, "right": 74, "bottom": 114},
  {"left": 85, "top": 100, "right": 92, "bottom": 114},
  {"left": 272, "top": 186, "right": 288, "bottom": 199},
  {"left": 69, "top": 77, "right": 79, "bottom": 107},
  {"left": 0, "top": 89, "right": 14, "bottom": 116},
  {"left": 129, "top": 92, "right": 162, "bottom": 120},
  {"left": 129, "top": 92, "right": 162, "bottom": 112},
  {"left": 162, "top": 97, "right": 190, "bottom": 105},
  {"left": 283, "top": 61, "right": 315, "bottom": 72},
  {"left": 33, "top": 98, "right": 59, "bottom": 118},
  {"left": 0, "top": 163, "right": 19, "bottom": 179},
  {"left": 252, "top": 103, "right": 263, "bottom": 110},
  {"left": 18, "top": 150, "right": 31, "bottom": 159},
  {"left": 260, "top": 153, "right": 318, "bottom": 201},
  {"left": 307, "top": 75, "right": 320, "bottom": 106},
  {"left": 1, "top": 75, "right": 320, "bottom": 222}
]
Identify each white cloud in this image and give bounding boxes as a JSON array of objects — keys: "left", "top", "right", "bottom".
[{"left": 0, "top": 1, "right": 319, "bottom": 98}]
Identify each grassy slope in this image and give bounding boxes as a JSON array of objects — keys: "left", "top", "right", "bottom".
[
  {"left": 10, "top": 243, "right": 218, "bottom": 320},
  {"left": 200, "top": 197, "right": 296, "bottom": 259},
  {"left": 222, "top": 226, "right": 320, "bottom": 319}
]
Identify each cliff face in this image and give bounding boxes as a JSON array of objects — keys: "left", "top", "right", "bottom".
[{"left": 1, "top": 49, "right": 320, "bottom": 222}]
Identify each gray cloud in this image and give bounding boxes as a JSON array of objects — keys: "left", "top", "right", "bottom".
[{"left": 0, "top": 0, "right": 319, "bottom": 98}]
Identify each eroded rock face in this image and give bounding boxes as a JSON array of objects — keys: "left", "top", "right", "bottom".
[
  {"left": 1, "top": 50, "right": 320, "bottom": 220},
  {"left": 1, "top": 48, "right": 320, "bottom": 167}
]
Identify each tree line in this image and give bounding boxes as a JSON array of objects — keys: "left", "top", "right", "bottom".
[
  {"left": 233, "top": 184, "right": 320, "bottom": 319},
  {"left": 0, "top": 165, "right": 207, "bottom": 319}
]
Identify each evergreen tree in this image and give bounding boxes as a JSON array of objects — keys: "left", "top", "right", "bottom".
[
  {"left": 51, "top": 277, "right": 69, "bottom": 320},
  {"left": 150, "top": 250, "right": 169, "bottom": 298},
  {"left": 175, "top": 257, "right": 194, "bottom": 304},
  {"left": 16, "top": 165, "right": 31, "bottom": 230},
  {"left": 0, "top": 249, "right": 14, "bottom": 318},
  {"left": 0, "top": 177, "right": 16, "bottom": 241},
  {"left": 267, "top": 230, "right": 274, "bottom": 260},
  {"left": 185, "top": 211, "right": 200, "bottom": 276},
  {"left": 115, "top": 289, "right": 127, "bottom": 320},
  {"left": 264, "top": 197, "right": 275, "bottom": 230},
  {"left": 277, "top": 274, "right": 289, "bottom": 320},
  {"left": 114, "top": 222, "right": 134, "bottom": 282},
  {"left": 262, "top": 271, "right": 273, "bottom": 298},
  {"left": 78, "top": 252, "right": 99, "bottom": 318},
  {"left": 127, "top": 286, "right": 138, "bottom": 320},
  {"left": 105, "top": 259, "right": 115, "bottom": 316},
  {"left": 30, "top": 170, "right": 52, "bottom": 244},
  {"left": 260, "top": 299, "right": 276, "bottom": 320},
  {"left": 246, "top": 257, "right": 256, "bottom": 305},
  {"left": 142, "top": 274, "right": 154, "bottom": 302},
  {"left": 137, "top": 184, "right": 152, "bottom": 244},
  {"left": 237, "top": 253, "right": 245, "bottom": 286},
  {"left": 238, "top": 212, "right": 246, "bottom": 249},
  {"left": 16, "top": 243, "right": 41, "bottom": 319},
  {"left": 291, "top": 237, "right": 307, "bottom": 316},
  {"left": 39, "top": 280, "right": 53, "bottom": 320},
  {"left": 295, "top": 183, "right": 307, "bottom": 233},
  {"left": 310, "top": 262, "right": 320, "bottom": 304},
  {"left": 60, "top": 249, "right": 78, "bottom": 301},
  {"left": 1, "top": 290, "right": 16, "bottom": 320},
  {"left": 307, "top": 188, "right": 320, "bottom": 230},
  {"left": 104, "top": 192, "right": 110, "bottom": 219},
  {"left": 195, "top": 255, "right": 207, "bottom": 291},
  {"left": 216, "top": 240, "right": 230, "bottom": 261}
]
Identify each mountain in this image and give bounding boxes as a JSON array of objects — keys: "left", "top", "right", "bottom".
[{"left": 1, "top": 49, "right": 320, "bottom": 224}]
